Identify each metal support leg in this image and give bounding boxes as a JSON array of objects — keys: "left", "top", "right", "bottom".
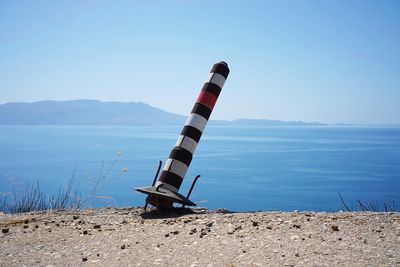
[
  {"left": 181, "top": 175, "right": 201, "bottom": 208},
  {"left": 143, "top": 160, "right": 162, "bottom": 210}
]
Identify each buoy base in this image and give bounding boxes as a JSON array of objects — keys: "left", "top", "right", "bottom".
[{"left": 135, "top": 185, "right": 196, "bottom": 210}]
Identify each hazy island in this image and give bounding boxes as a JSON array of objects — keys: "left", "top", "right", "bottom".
[{"left": 0, "top": 100, "right": 335, "bottom": 126}]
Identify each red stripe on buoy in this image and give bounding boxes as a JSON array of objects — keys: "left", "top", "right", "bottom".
[{"left": 196, "top": 91, "right": 218, "bottom": 110}]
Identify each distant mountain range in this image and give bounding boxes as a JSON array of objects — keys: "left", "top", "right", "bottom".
[{"left": 0, "top": 100, "right": 331, "bottom": 126}]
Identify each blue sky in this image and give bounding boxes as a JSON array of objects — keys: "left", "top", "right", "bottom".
[{"left": 0, "top": 1, "right": 399, "bottom": 124}]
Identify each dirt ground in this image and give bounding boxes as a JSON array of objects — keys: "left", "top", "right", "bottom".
[{"left": 1, "top": 208, "right": 399, "bottom": 266}]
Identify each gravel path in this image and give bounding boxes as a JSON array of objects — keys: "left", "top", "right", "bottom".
[{"left": 1, "top": 208, "right": 399, "bottom": 266}]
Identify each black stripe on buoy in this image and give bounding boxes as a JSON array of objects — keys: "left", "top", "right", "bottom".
[
  {"left": 169, "top": 147, "right": 192, "bottom": 166},
  {"left": 201, "top": 82, "right": 222, "bottom": 97},
  {"left": 158, "top": 171, "right": 183, "bottom": 189},
  {"left": 191, "top": 103, "right": 212, "bottom": 120},
  {"left": 181, "top": 125, "right": 202, "bottom": 142}
]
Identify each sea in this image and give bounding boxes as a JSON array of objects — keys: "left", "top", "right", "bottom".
[{"left": 0, "top": 125, "right": 399, "bottom": 212}]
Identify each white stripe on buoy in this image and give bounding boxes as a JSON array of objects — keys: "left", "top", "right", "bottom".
[
  {"left": 154, "top": 181, "right": 179, "bottom": 193},
  {"left": 184, "top": 113, "right": 207, "bottom": 133},
  {"left": 162, "top": 158, "right": 188, "bottom": 179},
  {"left": 206, "top": 72, "right": 226, "bottom": 89},
  {"left": 175, "top": 135, "right": 198, "bottom": 154}
]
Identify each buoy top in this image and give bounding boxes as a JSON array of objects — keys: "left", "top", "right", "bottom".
[{"left": 211, "top": 61, "right": 230, "bottom": 78}]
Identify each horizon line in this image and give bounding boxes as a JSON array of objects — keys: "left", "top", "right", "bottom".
[{"left": 1, "top": 99, "right": 399, "bottom": 126}]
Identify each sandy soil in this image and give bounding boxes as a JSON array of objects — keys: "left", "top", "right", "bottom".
[{"left": 0, "top": 208, "right": 399, "bottom": 267}]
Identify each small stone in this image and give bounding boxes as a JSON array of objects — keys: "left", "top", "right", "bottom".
[
  {"left": 93, "top": 224, "right": 101, "bottom": 229},
  {"left": 83, "top": 230, "right": 88, "bottom": 235},
  {"left": 171, "top": 230, "right": 179, "bottom": 235},
  {"left": 227, "top": 224, "right": 235, "bottom": 234},
  {"left": 73, "top": 215, "right": 79, "bottom": 220},
  {"left": 290, "top": 235, "right": 299, "bottom": 240},
  {"left": 216, "top": 208, "right": 230, "bottom": 214},
  {"left": 293, "top": 224, "right": 301, "bottom": 229},
  {"left": 120, "top": 244, "right": 126, "bottom": 250},
  {"left": 206, "top": 222, "right": 213, "bottom": 227},
  {"left": 2, "top": 228, "right": 9, "bottom": 234},
  {"left": 34, "top": 225, "right": 39, "bottom": 229},
  {"left": 24, "top": 219, "right": 29, "bottom": 224},
  {"left": 252, "top": 221, "right": 259, "bottom": 227},
  {"left": 295, "top": 253, "right": 300, "bottom": 257},
  {"left": 189, "top": 228, "right": 197, "bottom": 235},
  {"left": 199, "top": 232, "right": 207, "bottom": 238},
  {"left": 23, "top": 225, "right": 29, "bottom": 229},
  {"left": 164, "top": 233, "right": 170, "bottom": 238},
  {"left": 82, "top": 257, "right": 88, "bottom": 262},
  {"left": 332, "top": 225, "right": 339, "bottom": 231}
]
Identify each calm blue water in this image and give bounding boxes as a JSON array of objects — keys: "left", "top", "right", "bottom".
[{"left": 0, "top": 125, "right": 399, "bottom": 212}]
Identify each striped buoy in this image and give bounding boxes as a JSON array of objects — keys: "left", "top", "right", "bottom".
[
  {"left": 135, "top": 61, "right": 230, "bottom": 210},
  {"left": 155, "top": 61, "right": 230, "bottom": 193}
]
